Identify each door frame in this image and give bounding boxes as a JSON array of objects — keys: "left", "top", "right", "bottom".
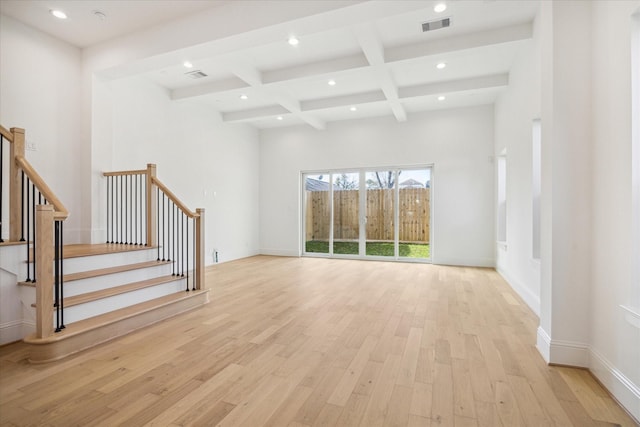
[{"left": 301, "top": 164, "right": 434, "bottom": 263}]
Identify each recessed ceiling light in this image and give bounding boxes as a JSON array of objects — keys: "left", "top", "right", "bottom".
[
  {"left": 183, "top": 61, "right": 193, "bottom": 68},
  {"left": 328, "top": 79, "right": 336, "bottom": 86},
  {"left": 436, "top": 62, "right": 447, "bottom": 69},
  {"left": 350, "top": 106, "right": 357, "bottom": 111},
  {"left": 50, "top": 9, "right": 67, "bottom": 19},
  {"left": 277, "top": 116, "right": 283, "bottom": 121},
  {"left": 240, "top": 94, "right": 248, "bottom": 100},
  {"left": 434, "top": 3, "right": 447, "bottom": 13},
  {"left": 438, "top": 95, "right": 446, "bottom": 101},
  {"left": 288, "top": 36, "right": 299, "bottom": 46}
]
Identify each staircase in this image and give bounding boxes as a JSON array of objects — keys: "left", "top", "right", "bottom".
[{"left": 0, "top": 125, "right": 209, "bottom": 363}]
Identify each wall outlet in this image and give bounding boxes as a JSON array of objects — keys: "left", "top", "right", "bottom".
[
  {"left": 213, "top": 249, "right": 219, "bottom": 263},
  {"left": 26, "top": 141, "right": 37, "bottom": 151}
]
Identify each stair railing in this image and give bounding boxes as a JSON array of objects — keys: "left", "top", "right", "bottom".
[
  {"left": 1, "top": 125, "right": 68, "bottom": 337},
  {"left": 103, "top": 164, "right": 205, "bottom": 291}
]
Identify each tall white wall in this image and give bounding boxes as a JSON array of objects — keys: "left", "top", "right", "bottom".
[
  {"left": 0, "top": 15, "right": 84, "bottom": 242},
  {"left": 589, "top": 1, "right": 640, "bottom": 419},
  {"left": 94, "top": 76, "right": 260, "bottom": 265},
  {"left": 494, "top": 12, "right": 542, "bottom": 315},
  {"left": 259, "top": 106, "right": 495, "bottom": 267}
]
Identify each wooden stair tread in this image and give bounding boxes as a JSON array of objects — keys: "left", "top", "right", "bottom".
[
  {"left": 64, "top": 260, "right": 171, "bottom": 282},
  {"left": 31, "top": 275, "right": 186, "bottom": 308},
  {"left": 23, "top": 289, "right": 210, "bottom": 361},
  {"left": 0, "top": 240, "right": 28, "bottom": 247},
  {"left": 61, "top": 243, "right": 157, "bottom": 259}
]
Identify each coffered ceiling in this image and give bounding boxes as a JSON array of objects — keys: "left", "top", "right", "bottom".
[{"left": 0, "top": 0, "right": 540, "bottom": 130}]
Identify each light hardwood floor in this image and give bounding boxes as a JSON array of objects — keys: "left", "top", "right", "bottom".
[{"left": 0, "top": 256, "right": 637, "bottom": 427}]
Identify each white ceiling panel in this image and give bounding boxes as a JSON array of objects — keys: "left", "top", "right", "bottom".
[{"left": 4, "top": 0, "right": 541, "bottom": 129}]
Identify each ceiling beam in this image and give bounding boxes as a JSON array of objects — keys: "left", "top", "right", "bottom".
[
  {"left": 222, "top": 105, "right": 289, "bottom": 122},
  {"left": 398, "top": 73, "right": 509, "bottom": 99},
  {"left": 263, "top": 54, "right": 370, "bottom": 84},
  {"left": 385, "top": 23, "right": 533, "bottom": 63},
  {"left": 301, "top": 90, "right": 385, "bottom": 111},
  {"left": 353, "top": 24, "right": 407, "bottom": 122},
  {"left": 173, "top": 23, "right": 529, "bottom": 104},
  {"left": 171, "top": 76, "right": 249, "bottom": 100}
]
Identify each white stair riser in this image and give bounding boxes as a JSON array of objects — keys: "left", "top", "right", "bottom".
[
  {"left": 59, "top": 248, "right": 159, "bottom": 274},
  {"left": 64, "top": 264, "right": 173, "bottom": 297},
  {"left": 59, "top": 278, "right": 187, "bottom": 324}
]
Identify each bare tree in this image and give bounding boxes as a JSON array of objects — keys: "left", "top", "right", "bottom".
[
  {"left": 369, "top": 171, "right": 400, "bottom": 189},
  {"left": 334, "top": 173, "right": 358, "bottom": 190}
]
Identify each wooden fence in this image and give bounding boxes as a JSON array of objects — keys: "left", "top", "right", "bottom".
[{"left": 305, "top": 188, "right": 430, "bottom": 243}]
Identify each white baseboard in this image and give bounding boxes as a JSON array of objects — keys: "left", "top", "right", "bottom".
[
  {"left": 536, "top": 326, "right": 589, "bottom": 367},
  {"left": 536, "top": 326, "right": 551, "bottom": 363},
  {"left": 537, "top": 327, "right": 638, "bottom": 421},
  {"left": 259, "top": 249, "right": 300, "bottom": 257},
  {"left": 497, "top": 267, "right": 540, "bottom": 316},
  {"left": 432, "top": 256, "right": 495, "bottom": 268},
  {"left": 0, "top": 320, "right": 25, "bottom": 345},
  {"left": 590, "top": 348, "right": 640, "bottom": 422}
]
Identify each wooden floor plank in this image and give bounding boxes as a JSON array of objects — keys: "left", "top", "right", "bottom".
[{"left": 1, "top": 256, "right": 636, "bottom": 427}]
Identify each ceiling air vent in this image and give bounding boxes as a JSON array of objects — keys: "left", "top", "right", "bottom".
[
  {"left": 422, "top": 18, "right": 451, "bottom": 32},
  {"left": 185, "top": 70, "right": 208, "bottom": 79}
]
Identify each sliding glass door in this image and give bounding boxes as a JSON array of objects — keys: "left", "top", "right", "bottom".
[
  {"left": 303, "top": 166, "right": 431, "bottom": 262},
  {"left": 365, "top": 170, "right": 396, "bottom": 257}
]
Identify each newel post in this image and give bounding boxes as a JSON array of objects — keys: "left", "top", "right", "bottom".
[
  {"left": 146, "top": 163, "right": 157, "bottom": 247},
  {"left": 195, "top": 208, "right": 205, "bottom": 290},
  {"left": 9, "top": 128, "right": 25, "bottom": 241},
  {"left": 35, "top": 205, "right": 54, "bottom": 338}
]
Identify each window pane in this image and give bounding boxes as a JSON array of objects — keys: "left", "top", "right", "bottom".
[
  {"left": 398, "top": 168, "right": 431, "bottom": 259},
  {"left": 333, "top": 172, "right": 359, "bottom": 255},
  {"left": 304, "top": 173, "right": 330, "bottom": 254},
  {"left": 365, "top": 171, "right": 396, "bottom": 257}
]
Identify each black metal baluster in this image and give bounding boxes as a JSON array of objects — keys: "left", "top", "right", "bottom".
[
  {"left": 106, "top": 176, "right": 110, "bottom": 243},
  {"left": 156, "top": 187, "right": 160, "bottom": 260},
  {"left": 20, "top": 171, "right": 25, "bottom": 241},
  {"left": 192, "top": 218, "right": 196, "bottom": 291},
  {"left": 25, "top": 177, "right": 30, "bottom": 282},
  {"left": 134, "top": 174, "right": 137, "bottom": 245},
  {"left": 173, "top": 203, "right": 177, "bottom": 276},
  {"left": 186, "top": 217, "right": 190, "bottom": 292},
  {"left": 119, "top": 175, "right": 123, "bottom": 244},
  {"left": 124, "top": 175, "right": 128, "bottom": 244},
  {"left": 60, "top": 221, "right": 65, "bottom": 330},
  {"left": 32, "top": 183, "right": 36, "bottom": 283},
  {"left": 54, "top": 220, "right": 60, "bottom": 332},
  {"left": 162, "top": 192, "right": 166, "bottom": 261},
  {"left": 181, "top": 212, "right": 185, "bottom": 277},
  {"left": 140, "top": 174, "right": 144, "bottom": 245},
  {"left": 129, "top": 174, "right": 133, "bottom": 244},
  {"left": 167, "top": 196, "right": 171, "bottom": 262}
]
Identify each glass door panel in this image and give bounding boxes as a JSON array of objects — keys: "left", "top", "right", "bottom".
[
  {"left": 398, "top": 168, "right": 431, "bottom": 259},
  {"left": 365, "top": 171, "right": 396, "bottom": 257},
  {"left": 332, "top": 172, "right": 359, "bottom": 255},
  {"left": 303, "top": 173, "right": 331, "bottom": 254}
]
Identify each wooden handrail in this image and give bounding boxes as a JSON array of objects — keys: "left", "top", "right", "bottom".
[
  {"left": 0, "top": 125, "right": 13, "bottom": 142},
  {"left": 103, "top": 169, "right": 148, "bottom": 177},
  {"left": 151, "top": 176, "right": 199, "bottom": 218},
  {"left": 16, "top": 156, "right": 69, "bottom": 220}
]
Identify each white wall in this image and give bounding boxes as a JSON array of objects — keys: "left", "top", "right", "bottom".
[
  {"left": 589, "top": 1, "right": 640, "bottom": 419},
  {"left": 259, "top": 106, "right": 495, "bottom": 267},
  {"left": 0, "top": 15, "right": 84, "bottom": 242},
  {"left": 93, "top": 76, "right": 260, "bottom": 265},
  {"left": 494, "top": 12, "right": 542, "bottom": 314}
]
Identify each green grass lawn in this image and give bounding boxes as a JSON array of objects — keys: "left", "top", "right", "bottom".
[{"left": 305, "top": 240, "right": 430, "bottom": 258}]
